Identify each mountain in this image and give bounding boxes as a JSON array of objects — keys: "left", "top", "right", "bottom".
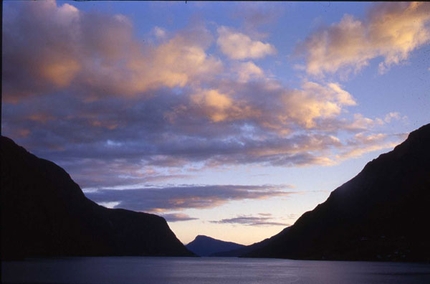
[
  {"left": 0, "top": 136, "right": 194, "bottom": 260},
  {"left": 186, "top": 235, "right": 245, "bottom": 256},
  {"left": 245, "top": 123, "right": 430, "bottom": 262}
]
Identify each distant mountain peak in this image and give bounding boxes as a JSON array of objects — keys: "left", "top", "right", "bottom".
[
  {"left": 195, "top": 234, "right": 211, "bottom": 239},
  {"left": 193, "top": 235, "right": 219, "bottom": 241},
  {"left": 186, "top": 235, "right": 245, "bottom": 257}
]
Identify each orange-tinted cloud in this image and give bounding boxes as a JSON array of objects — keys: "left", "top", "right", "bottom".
[
  {"left": 217, "top": 26, "right": 276, "bottom": 60},
  {"left": 281, "top": 82, "right": 356, "bottom": 128},
  {"left": 2, "top": 1, "right": 222, "bottom": 101},
  {"left": 233, "top": 61, "right": 265, "bottom": 83},
  {"left": 127, "top": 28, "right": 222, "bottom": 94},
  {"left": 299, "top": 2, "right": 430, "bottom": 77}
]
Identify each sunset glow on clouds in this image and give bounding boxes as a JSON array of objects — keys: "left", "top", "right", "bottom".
[
  {"left": 2, "top": 1, "right": 429, "bottom": 244},
  {"left": 299, "top": 2, "right": 430, "bottom": 77},
  {"left": 217, "top": 26, "right": 277, "bottom": 60}
]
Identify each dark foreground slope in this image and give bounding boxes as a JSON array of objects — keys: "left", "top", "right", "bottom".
[
  {"left": 245, "top": 124, "right": 430, "bottom": 262},
  {"left": 186, "top": 235, "right": 245, "bottom": 256},
  {"left": 1, "top": 136, "right": 194, "bottom": 260}
]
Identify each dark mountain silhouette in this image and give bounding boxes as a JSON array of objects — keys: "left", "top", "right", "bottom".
[
  {"left": 244, "top": 123, "right": 430, "bottom": 262},
  {"left": 186, "top": 235, "right": 245, "bottom": 256},
  {"left": 0, "top": 136, "right": 194, "bottom": 260}
]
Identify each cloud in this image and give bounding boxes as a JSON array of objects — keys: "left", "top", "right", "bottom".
[
  {"left": 383, "top": 112, "right": 407, "bottom": 123},
  {"left": 152, "top": 26, "right": 167, "bottom": 40},
  {"left": 97, "top": 201, "right": 121, "bottom": 209},
  {"left": 2, "top": 1, "right": 82, "bottom": 100},
  {"left": 160, "top": 213, "right": 198, "bottom": 222},
  {"left": 1, "top": 1, "right": 408, "bottom": 193},
  {"left": 298, "top": 2, "right": 430, "bottom": 77},
  {"left": 84, "top": 184, "right": 296, "bottom": 212},
  {"left": 232, "top": 2, "right": 285, "bottom": 32},
  {"left": 191, "top": 89, "right": 235, "bottom": 122},
  {"left": 281, "top": 82, "right": 356, "bottom": 128},
  {"left": 54, "top": 157, "right": 192, "bottom": 190},
  {"left": 335, "top": 132, "right": 408, "bottom": 161},
  {"left": 2, "top": 77, "right": 404, "bottom": 190},
  {"left": 181, "top": 80, "right": 357, "bottom": 132},
  {"left": 2, "top": 1, "right": 222, "bottom": 101},
  {"left": 234, "top": 61, "right": 265, "bottom": 83},
  {"left": 217, "top": 26, "right": 276, "bottom": 60},
  {"left": 211, "top": 214, "right": 290, "bottom": 227},
  {"left": 126, "top": 26, "right": 222, "bottom": 94}
]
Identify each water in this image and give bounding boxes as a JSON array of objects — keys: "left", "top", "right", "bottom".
[{"left": 2, "top": 257, "right": 430, "bottom": 284}]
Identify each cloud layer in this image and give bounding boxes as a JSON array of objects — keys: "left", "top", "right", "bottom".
[
  {"left": 211, "top": 214, "right": 290, "bottom": 227},
  {"left": 85, "top": 184, "right": 295, "bottom": 213},
  {"left": 1, "top": 1, "right": 416, "bottom": 214}
]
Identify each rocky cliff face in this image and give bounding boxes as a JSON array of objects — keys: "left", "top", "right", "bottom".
[
  {"left": 245, "top": 124, "right": 430, "bottom": 262},
  {"left": 1, "top": 136, "right": 194, "bottom": 260}
]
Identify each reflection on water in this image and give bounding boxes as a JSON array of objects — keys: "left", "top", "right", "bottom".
[{"left": 2, "top": 257, "right": 430, "bottom": 284}]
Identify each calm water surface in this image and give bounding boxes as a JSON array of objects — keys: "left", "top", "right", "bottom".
[{"left": 2, "top": 257, "right": 430, "bottom": 284}]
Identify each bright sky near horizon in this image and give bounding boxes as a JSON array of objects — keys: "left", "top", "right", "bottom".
[{"left": 2, "top": 1, "right": 430, "bottom": 245}]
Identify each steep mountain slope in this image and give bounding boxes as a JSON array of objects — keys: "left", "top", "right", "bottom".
[
  {"left": 1, "top": 136, "right": 194, "bottom": 260},
  {"left": 186, "top": 235, "right": 245, "bottom": 256},
  {"left": 245, "top": 123, "right": 430, "bottom": 262}
]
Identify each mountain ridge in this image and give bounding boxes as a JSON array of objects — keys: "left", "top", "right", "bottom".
[
  {"left": 244, "top": 123, "right": 430, "bottom": 262},
  {"left": 1, "top": 136, "right": 194, "bottom": 260}
]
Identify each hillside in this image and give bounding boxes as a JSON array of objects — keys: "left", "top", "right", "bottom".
[
  {"left": 1, "top": 136, "right": 194, "bottom": 260},
  {"left": 245, "top": 123, "right": 430, "bottom": 262}
]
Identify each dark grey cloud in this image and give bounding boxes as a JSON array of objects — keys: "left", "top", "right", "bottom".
[
  {"left": 2, "top": 1, "right": 82, "bottom": 100},
  {"left": 160, "top": 213, "right": 198, "bottom": 222},
  {"left": 84, "top": 184, "right": 295, "bottom": 212},
  {"left": 211, "top": 214, "right": 290, "bottom": 227}
]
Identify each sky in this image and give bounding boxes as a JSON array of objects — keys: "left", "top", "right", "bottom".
[{"left": 2, "top": 1, "right": 430, "bottom": 246}]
